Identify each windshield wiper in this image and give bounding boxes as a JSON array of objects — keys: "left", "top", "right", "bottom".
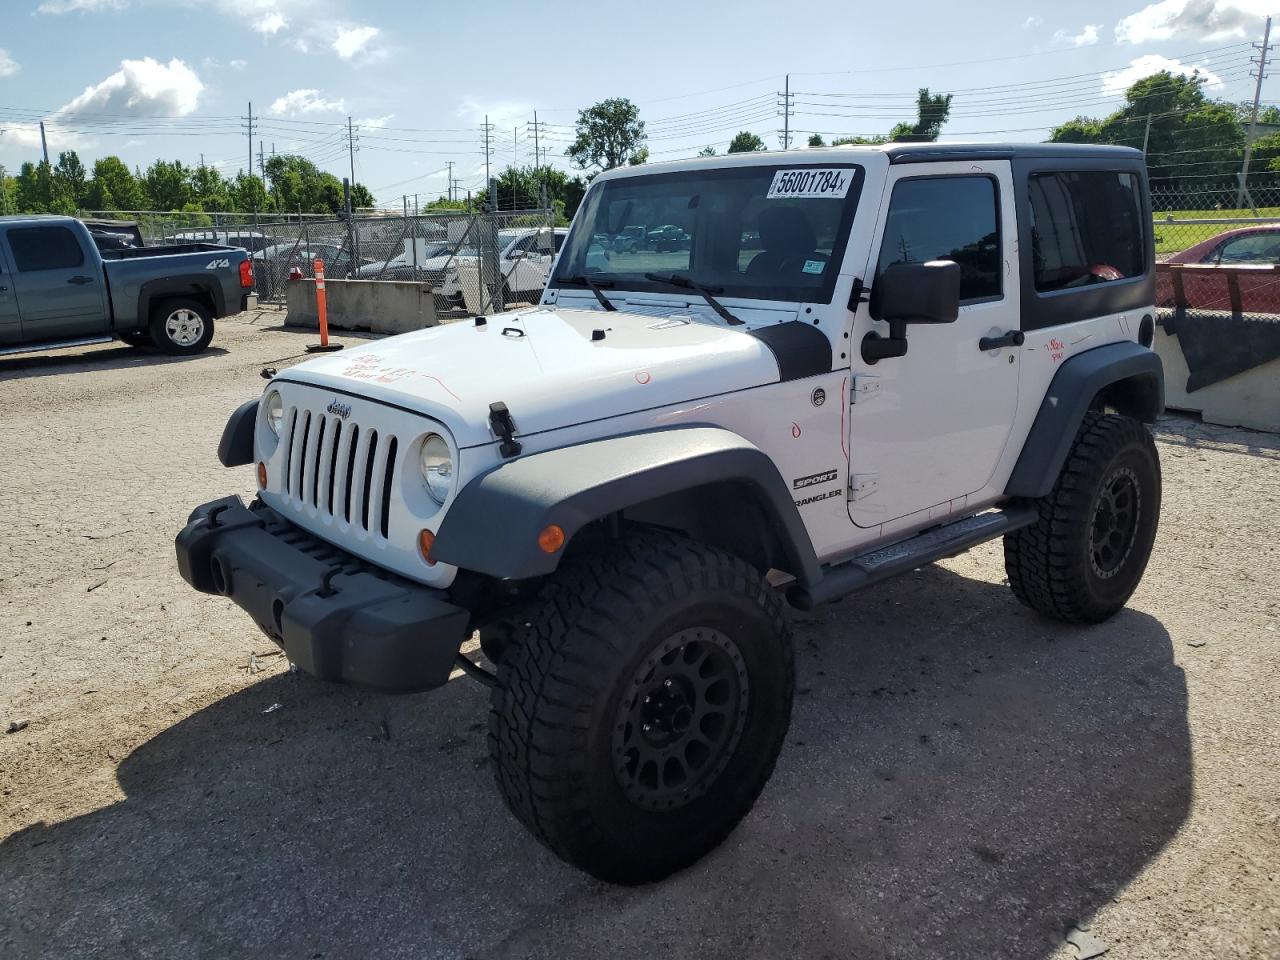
[
  {"left": 557, "top": 274, "right": 617, "bottom": 312},
  {"left": 643, "top": 272, "right": 743, "bottom": 325}
]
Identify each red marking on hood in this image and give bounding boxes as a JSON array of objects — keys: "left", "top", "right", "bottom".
[{"left": 791, "top": 422, "right": 802, "bottom": 438}]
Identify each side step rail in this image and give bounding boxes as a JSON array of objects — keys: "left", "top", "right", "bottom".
[
  {"left": 789, "top": 505, "right": 1039, "bottom": 609},
  {"left": 0, "top": 335, "right": 113, "bottom": 358}
]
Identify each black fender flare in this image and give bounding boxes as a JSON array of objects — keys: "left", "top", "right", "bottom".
[
  {"left": 431, "top": 426, "right": 822, "bottom": 586},
  {"left": 218, "top": 399, "right": 258, "bottom": 467},
  {"left": 1005, "top": 341, "right": 1163, "bottom": 499},
  {"left": 140, "top": 274, "right": 227, "bottom": 324}
]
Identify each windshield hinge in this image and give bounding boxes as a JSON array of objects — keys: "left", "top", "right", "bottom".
[
  {"left": 488, "top": 402, "right": 522, "bottom": 458},
  {"left": 850, "top": 375, "right": 880, "bottom": 403},
  {"left": 849, "top": 473, "right": 879, "bottom": 501}
]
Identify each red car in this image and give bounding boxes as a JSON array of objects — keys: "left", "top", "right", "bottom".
[{"left": 1159, "top": 225, "right": 1280, "bottom": 314}]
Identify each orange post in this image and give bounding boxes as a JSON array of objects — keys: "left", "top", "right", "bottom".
[{"left": 306, "top": 257, "right": 343, "bottom": 352}]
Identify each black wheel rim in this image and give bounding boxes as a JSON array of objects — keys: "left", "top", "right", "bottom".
[
  {"left": 611, "top": 628, "right": 749, "bottom": 812},
  {"left": 1089, "top": 466, "right": 1141, "bottom": 579}
]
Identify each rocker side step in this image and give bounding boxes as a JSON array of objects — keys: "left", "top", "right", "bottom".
[
  {"left": 789, "top": 505, "right": 1038, "bottom": 609},
  {"left": 0, "top": 335, "right": 113, "bottom": 357}
]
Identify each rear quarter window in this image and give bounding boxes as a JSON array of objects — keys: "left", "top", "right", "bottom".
[
  {"left": 7, "top": 226, "right": 86, "bottom": 272},
  {"left": 1029, "top": 171, "right": 1145, "bottom": 291}
]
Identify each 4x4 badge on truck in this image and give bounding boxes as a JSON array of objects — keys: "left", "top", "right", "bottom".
[{"left": 327, "top": 399, "right": 352, "bottom": 420}]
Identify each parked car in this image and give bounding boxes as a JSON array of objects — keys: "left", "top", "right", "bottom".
[
  {"left": 0, "top": 215, "right": 255, "bottom": 356},
  {"left": 1158, "top": 225, "right": 1280, "bottom": 314},
  {"left": 646, "top": 224, "right": 690, "bottom": 252},
  {"left": 438, "top": 227, "right": 568, "bottom": 309},
  {"left": 355, "top": 242, "right": 453, "bottom": 281},
  {"left": 165, "top": 230, "right": 272, "bottom": 254}
]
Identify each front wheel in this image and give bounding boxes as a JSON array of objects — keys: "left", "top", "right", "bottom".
[
  {"left": 149, "top": 298, "right": 215, "bottom": 356},
  {"left": 489, "top": 530, "right": 794, "bottom": 884},
  {"left": 1004, "top": 412, "right": 1161, "bottom": 623}
]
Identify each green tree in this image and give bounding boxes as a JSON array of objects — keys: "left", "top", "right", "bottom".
[
  {"left": 1049, "top": 116, "right": 1105, "bottom": 143},
  {"left": 53, "top": 151, "right": 88, "bottom": 208},
  {"left": 566, "top": 97, "right": 647, "bottom": 170},
  {"left": 263, "top": 155, "right": 368, "bottom": 214},
  {"left": 698, "top": 145, "right": 717, "bottom": 156},
  {"left": 478, "top": 164, "right": 589, "bottom": 221},
  {"left": 230, "top": 172, "right": 272, "bottom": 212},
  {"left": 143, "top": 159, "right": 192, "bottom": 210},
  {"left": 891, "top": 88, "right": 953, "bottom": 141},
  {"left": 190, "top": 163, "right": 231, "bottom": 211},
  {"left": 14, "top": 161, "right": 51, "bottom": 212},
  {"left": 807, "top": 134, "right": 825, "bottom": 147},
  {"left": 727, "top": 131, "right": 766, "bottom": 153},
  {"left": 83, "top": 156, "right": 146, "bottom": 211}
]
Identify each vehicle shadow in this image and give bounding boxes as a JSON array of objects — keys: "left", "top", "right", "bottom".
[
  {"left": 0, "top": 345, "right": 230, "bottom": 380},
  {"left": 0, "top": 563, "right": 1190, "bottom": 960}
]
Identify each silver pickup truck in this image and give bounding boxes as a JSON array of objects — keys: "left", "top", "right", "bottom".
[{"left": 0, "top": 215, "right": 257, "bottom": 357}]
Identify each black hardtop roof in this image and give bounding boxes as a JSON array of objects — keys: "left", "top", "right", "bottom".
[{"left": 885, "top": 142, "right": 1144, "bottom": 164}]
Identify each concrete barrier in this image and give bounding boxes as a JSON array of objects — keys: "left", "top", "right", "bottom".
[
  {"left": 1155, "top": 326, "right": 1280, "bottom": 433},
  {"left": 284, "top": 278, "right": 440, "bottom": 334}
]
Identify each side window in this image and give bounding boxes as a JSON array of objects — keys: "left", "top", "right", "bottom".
[
  {"left": 876, "top": 176, "right": 1001, "bottom": 302},
  {"left": 1215, "top": 233, "right": 1280, "bottom": 264},
  {"left": 1029, "top": 171, "right": 1144, "bottom": 291},
  {"left": 7, "top": 227, "right": 86, "bottom": 272}
]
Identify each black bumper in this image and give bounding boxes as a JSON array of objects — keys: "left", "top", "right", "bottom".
[{"left": 175, "top": 496, "right": 470, "bottom": 693}]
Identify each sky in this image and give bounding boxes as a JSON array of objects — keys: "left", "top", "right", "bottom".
[{"left": 0, "top": 0, "right": 1278, "bottom": 208}]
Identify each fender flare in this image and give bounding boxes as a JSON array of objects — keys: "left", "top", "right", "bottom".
[
  {"left": 1005, "top": 341, "right": 1163, "bottom": 499},
  {"left": 218, "top": 399, "right": 258, "bottom": 467},
  {"left": 139, "top": 274, "right": 227, "bottom": 325},
  {"left": 431, "top": 426, "right": 822, "bottom": 586}
]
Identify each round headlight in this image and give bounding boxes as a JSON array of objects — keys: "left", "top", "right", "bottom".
[
  {"left": 419, "top": 434, "right": 453, "bottom": 505},
  {"left": 265, "top": 390, "right": 284, "bottom": 436}
]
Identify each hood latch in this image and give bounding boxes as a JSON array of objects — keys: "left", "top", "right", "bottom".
[{"left": 488, "top": 402, "right": 523, "bottom": 458}]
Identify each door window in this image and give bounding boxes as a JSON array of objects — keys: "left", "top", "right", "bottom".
[
  {"left": 7, "top": 227, "right": 85, "bottom": 272},
  {"left": 875, "top": 176, "right": 1001, "bottom": 302},
  {"left": 1029, "top": 171, "right": 1144, "bottom": 290},
  {"left": 1214, "top": 232, "right": 1280, "bottom": 264}
]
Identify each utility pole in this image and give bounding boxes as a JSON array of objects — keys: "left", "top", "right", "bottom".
[
  {"left": 1141, "top": 114, "right": 1153, "bottom": 156},
  {"left": 346, "top": 116, "right": 358, "bottom": 192},
  {"left": 1240, "top": 15, "right": 1273, "bottom": 209},
  {"left": 243, "top": 102, "right": 254, "bottom": 179},
  {"left": 258, "top": 140, "right": 266, "bottom": 178},
  {"left": 777, "top": 74, "right": 793, "bottom": 150},
  {"left": 347, "top": 116, "right": 360, "bottom": 261},
  {"left": 482, "top": 115, "right": 494, "bottom": 208},
  {"left": 447, "top": 160, "right": 454, "bottom": 202},
  {"left": 39, "top": 121, "right": 49, "bottom": 165}
]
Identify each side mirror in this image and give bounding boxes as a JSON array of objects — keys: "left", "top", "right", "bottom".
[{"left": 863, "top": 260, "right": 961, "bottom": 363}]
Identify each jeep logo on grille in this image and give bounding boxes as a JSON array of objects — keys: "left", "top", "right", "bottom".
[{"left": 327, "top": 399, "right": 352, "bottom": 420}]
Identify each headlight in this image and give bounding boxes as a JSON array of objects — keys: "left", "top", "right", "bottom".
[
  {"left": 265, "top": 390, "right": 284, "bottom": 435},
  {"left": 419, "top": 434, "right": 453, "bottom": 504}
]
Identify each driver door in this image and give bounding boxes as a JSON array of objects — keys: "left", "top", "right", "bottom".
[{"left": 846, "top": 161, "right": 1021, "bottom": 530}]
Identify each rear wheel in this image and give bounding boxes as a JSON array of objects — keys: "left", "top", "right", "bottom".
[
  {"left": 1004, "top": 412, "right": 1161, "bottom": 623},
  {"left": 489, "top": 529, "right": 793, "bottom": 884},
  {"left": 149, "top": 298, "right": 215, "bottom": 356}
]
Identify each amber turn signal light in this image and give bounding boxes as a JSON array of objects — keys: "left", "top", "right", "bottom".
[
  {"left": 256, "top": 461, "right": 268, "bottom": 488},
  {"left": 538, "top": 524, "right": 566, "bottom": 554},
  {"left": 418, "top": 529, "right": 436, "bottom": 565}
]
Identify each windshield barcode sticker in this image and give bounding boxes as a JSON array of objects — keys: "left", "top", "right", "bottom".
[{"left": 766, "top": 168, "right": 852, "bottom": 199}]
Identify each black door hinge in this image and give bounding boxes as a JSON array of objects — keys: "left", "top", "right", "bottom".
[{"left": 489, "top": 402, "right": 523, "bottom": 458}]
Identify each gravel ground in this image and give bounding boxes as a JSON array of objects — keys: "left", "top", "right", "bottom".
[{"left": 1, "top": 311, "right": 1277, "bottom": 960}]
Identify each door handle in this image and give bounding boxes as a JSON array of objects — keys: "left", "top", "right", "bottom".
[
  {"left": 979, "top": 330, "right": 1024, "bottom": 351},
  {"left": 68, "top": 276, "right": 94, "bottom": 285}
]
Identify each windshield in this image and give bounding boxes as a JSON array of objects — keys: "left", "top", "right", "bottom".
[{"left": 554, "top": 163, "right": 863, "bottom": 303}]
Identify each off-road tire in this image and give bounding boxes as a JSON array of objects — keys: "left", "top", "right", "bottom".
[
  {"left": 489, "top": 529, "right": 793, "bottom": 884},
  {"left": 1004, "top": 412, "right": 1160, "bottom": 623},
  {"left": 118, "top": 330, "right": 153, "bottom": 348},
  {"left": 149, "top": 297, "right": 215, "bottom": 356}
]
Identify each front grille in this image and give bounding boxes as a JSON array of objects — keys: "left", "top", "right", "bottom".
[{"left": 279, "top": 404, "right": 399, "bottom": 538}]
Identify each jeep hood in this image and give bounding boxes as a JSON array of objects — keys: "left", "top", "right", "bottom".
[{"left": 280, "top": 307, "right": 786, "bottom": 447}]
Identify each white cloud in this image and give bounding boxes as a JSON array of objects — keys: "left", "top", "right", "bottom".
[
  {"left": 269, "top": 88, "right": 346, "bottom": 116},
  {"left": 456, "top": 97, "right": 532, "bottom": 127},
  {"left": 1116, "top": 0, "right": 1272, "bottom": 43},
  {"left": 257, "top": 12, "right": 286, "bottom": 34},
  {"left": 1102, "top": 54, "right": 1226, "bottom": 94},
  {"left": 1023, "top": 15, "right": 1043, "bottom": 28},
  {"left": 332, "top": 24, "right": 378, "bottom": 58},
  {"left": 1054, "top": 23, "right": 1102, "bottom": 46},
  {"left": 59, "top": 56, "right": 203, "bottom": 118},
  {"left": 358, "top": 113, "right": 394, "bottom": 129},
  {"left": 230, "top": 59, "right": 247, "bottom": 69},
  {"left": 36, "top": 0, "right": 128, "bottom": 13},
  {"left": 0, "top": 48, "right": 19, "bottom": 78}
]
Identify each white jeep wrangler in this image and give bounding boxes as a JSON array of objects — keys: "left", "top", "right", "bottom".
[{"left": 177, "top": 143, "right": 1163, "bottom": 884}]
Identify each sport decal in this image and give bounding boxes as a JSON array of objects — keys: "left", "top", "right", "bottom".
[{"left": 793, "top": 469, "right": 837, "bottom": 490}]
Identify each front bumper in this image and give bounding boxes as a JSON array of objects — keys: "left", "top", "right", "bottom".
[{"left": 175, "top": 496, "right": 470, "bottom": 692}]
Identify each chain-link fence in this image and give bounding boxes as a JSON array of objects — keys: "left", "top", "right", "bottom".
[
  {"left": 83, "top": 206, "right": 556, "bottom": 319},
  {"left": 1153, "top": 214, "right": 1280, "bottom": 261}
]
